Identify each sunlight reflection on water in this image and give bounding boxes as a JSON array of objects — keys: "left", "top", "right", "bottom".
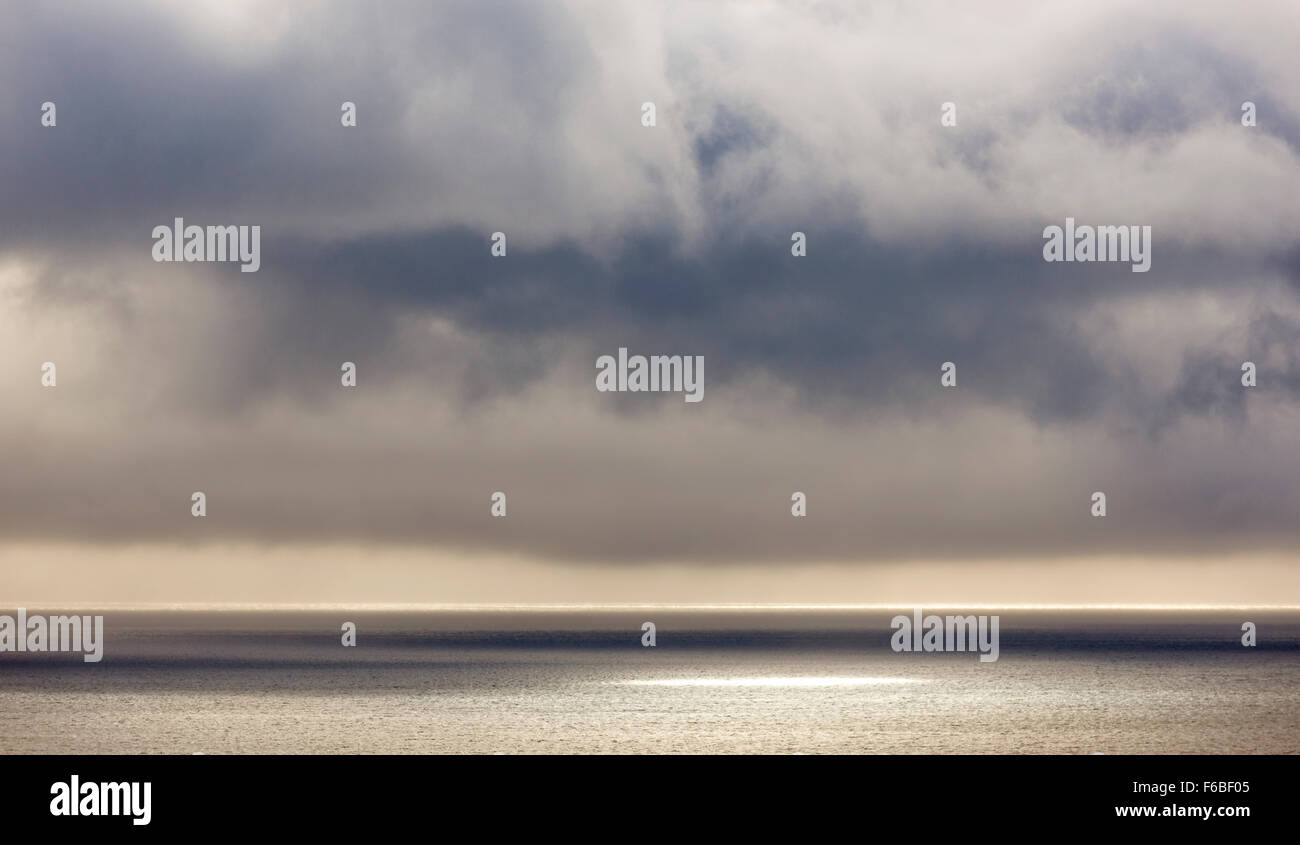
[{"left": 613, "top": 677, "right": 926, "bottom": 688}]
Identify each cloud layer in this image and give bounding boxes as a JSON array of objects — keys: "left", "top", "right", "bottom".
[{"left": 2, "top": 0, "right": 1299, "bottom": 571}]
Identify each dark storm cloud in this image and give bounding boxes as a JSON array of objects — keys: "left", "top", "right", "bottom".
[
  {"left": 0, "top": 0, "right": 600, "bottom": 247},
  {"left": 272, "top": 226, "right": 1280, "bottom": 427}
]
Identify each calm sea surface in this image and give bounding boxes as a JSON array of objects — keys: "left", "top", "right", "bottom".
[{"left": 2, "top": 608, "right": 1297, "bottom": 753}]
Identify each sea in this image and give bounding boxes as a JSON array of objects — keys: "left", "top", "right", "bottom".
[{"left": 2, "top": 607, "right": 1297, "bottom": 754}]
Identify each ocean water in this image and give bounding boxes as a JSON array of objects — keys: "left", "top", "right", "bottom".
[{"left": 1, "top": 608, "right": 1297, "bottom": 754}]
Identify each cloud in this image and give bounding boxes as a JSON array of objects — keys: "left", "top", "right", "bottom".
[{"left": 1, "top": 0, "right": 1299, "bottom": 567}]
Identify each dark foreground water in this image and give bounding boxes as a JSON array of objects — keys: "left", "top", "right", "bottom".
[{"left": 2, "top": 608, "right": 1297, "bottom": 753}]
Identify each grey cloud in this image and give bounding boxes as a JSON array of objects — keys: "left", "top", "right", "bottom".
[{"left": 1, "top": 0, "right": 1299, "bottom": 562}]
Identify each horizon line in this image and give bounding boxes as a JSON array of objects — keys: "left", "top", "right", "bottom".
[{"left": 3, "top": 602, "right": 1300, "bottom": 612}]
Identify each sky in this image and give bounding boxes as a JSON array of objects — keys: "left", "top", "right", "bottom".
[{"left": 2, "top": 0, "right": 1299, "bottom": 605}]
